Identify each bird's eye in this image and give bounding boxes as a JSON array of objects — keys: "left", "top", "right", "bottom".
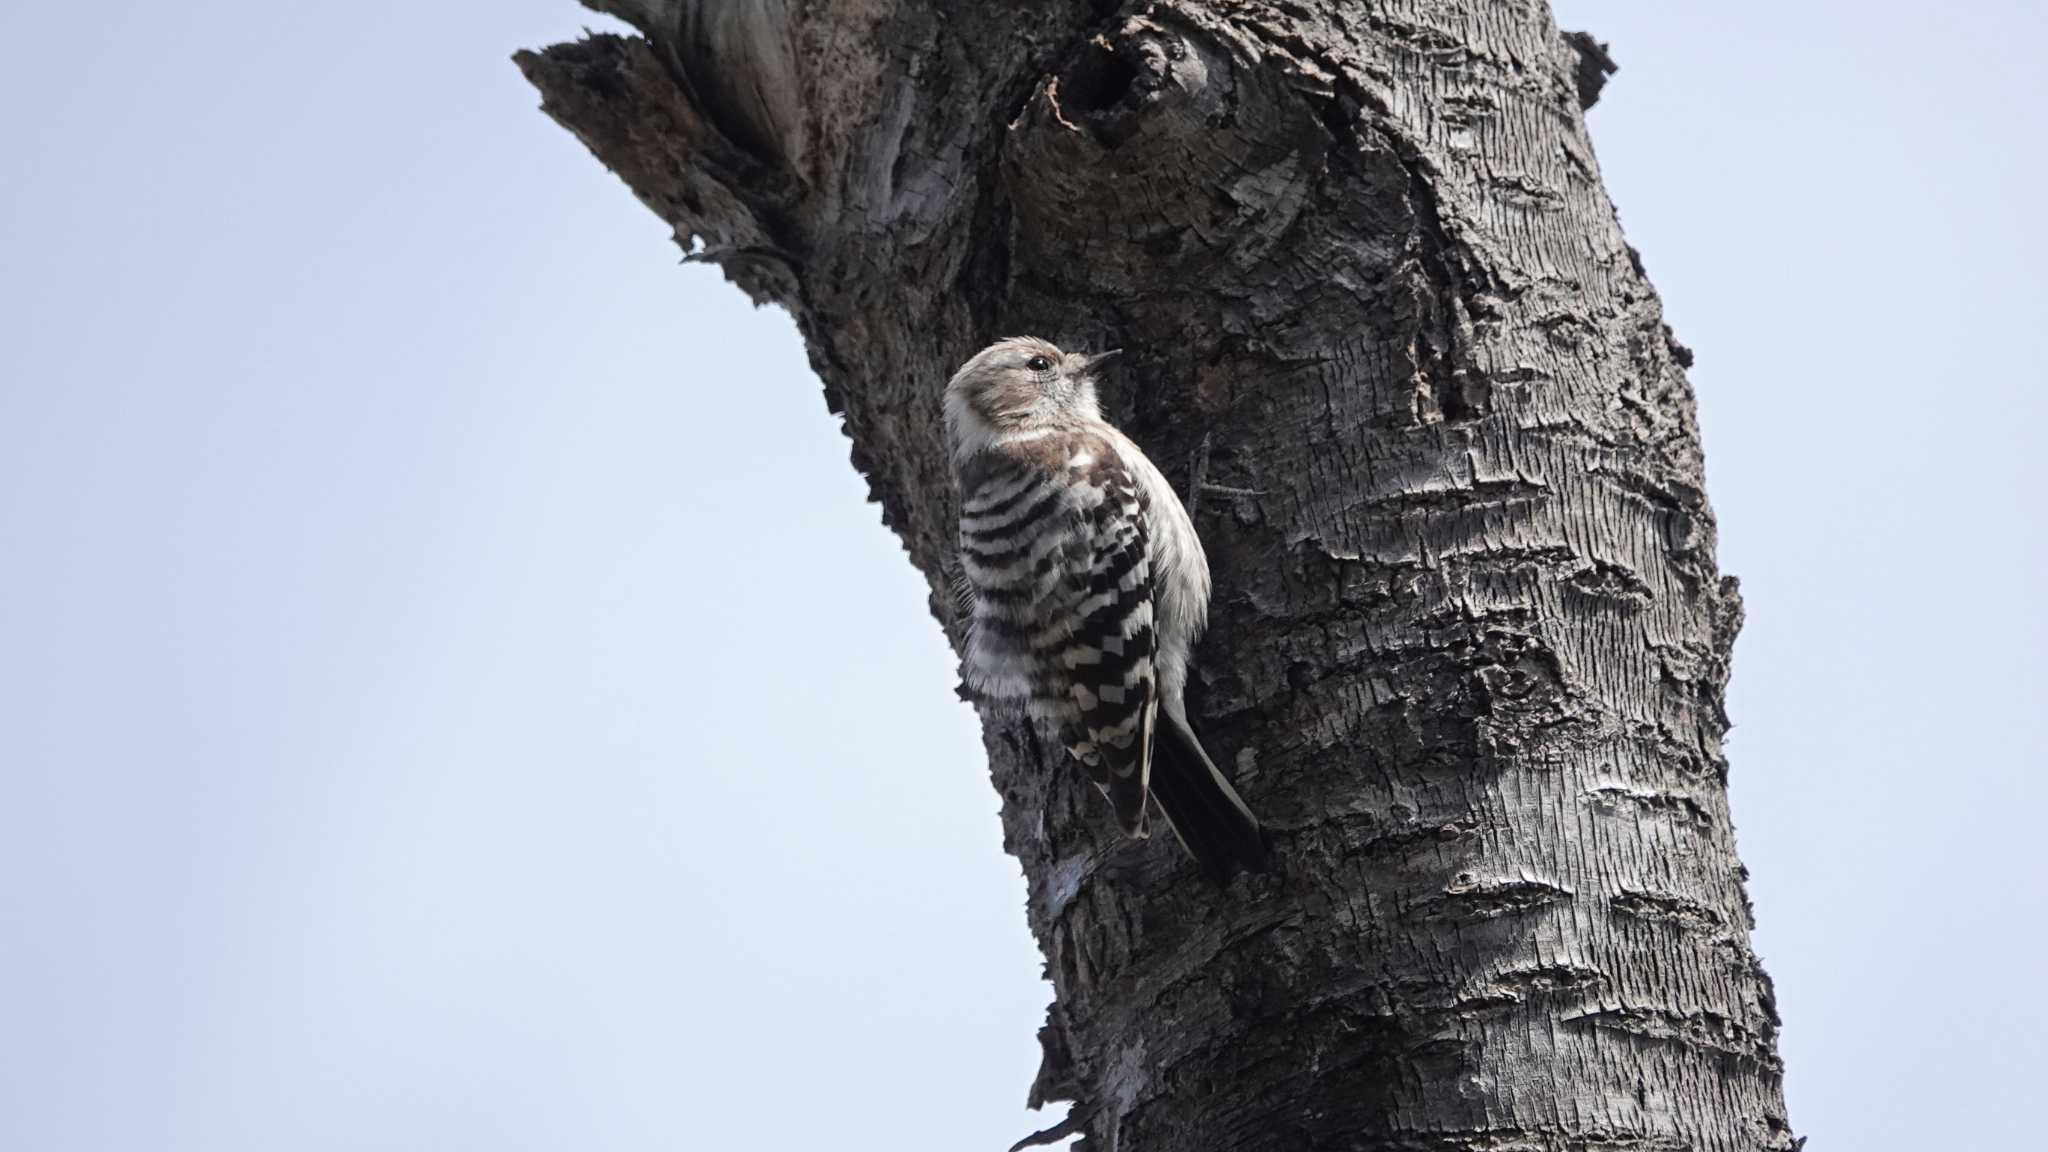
[{"left": 1025, "top": 355, "right": 1053, "bottom": 373}]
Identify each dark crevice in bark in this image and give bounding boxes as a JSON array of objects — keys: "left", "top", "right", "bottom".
[{"left": 1062, "top": 38, "right": 1144, "bottom": 116}]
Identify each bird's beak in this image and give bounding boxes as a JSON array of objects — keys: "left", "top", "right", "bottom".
[{"left": 1081, "top": 349, "right": 1123, "bottom": 371}]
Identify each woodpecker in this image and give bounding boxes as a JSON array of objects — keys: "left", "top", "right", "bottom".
[{"left": 946, "top": 336, "right": 1267, "bottom": 879}]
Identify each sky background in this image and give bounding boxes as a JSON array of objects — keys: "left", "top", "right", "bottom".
[{"left": 1, "top": 2, "right": 2041, "bottom": 1149}]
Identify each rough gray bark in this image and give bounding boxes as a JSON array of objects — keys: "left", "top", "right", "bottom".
[{"left": 518, "top": 3, "right": 1795, "bottom": 1149}]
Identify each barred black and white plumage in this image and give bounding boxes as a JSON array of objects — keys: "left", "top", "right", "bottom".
[{"left": 945, "top": 336, "right": 1267, "bottom": 880}]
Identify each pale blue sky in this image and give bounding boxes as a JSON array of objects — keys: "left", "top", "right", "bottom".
[{"left": 2, "top": 3, "right": 2041, "bottom": 1150}]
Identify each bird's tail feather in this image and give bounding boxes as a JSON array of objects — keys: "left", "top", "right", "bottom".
[{"left": 1149, "top": 711, "right": 1267, "bottom": 881}]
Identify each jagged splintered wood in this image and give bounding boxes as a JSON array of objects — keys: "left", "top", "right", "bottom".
[{"left": 518, "top": 3, "right": 1796, "bottom": 1149}]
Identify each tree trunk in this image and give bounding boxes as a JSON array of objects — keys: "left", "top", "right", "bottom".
[{"left": 517, "top": 3, "right": 1795, "bottom": 1149}]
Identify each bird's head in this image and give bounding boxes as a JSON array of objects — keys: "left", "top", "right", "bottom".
[{"left": 943, "top": 337, "right": 1121, "bottom": 460}]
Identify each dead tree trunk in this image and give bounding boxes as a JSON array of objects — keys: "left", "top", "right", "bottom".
[{"left": 519, "top": 3, "right": 1794, "bottom": 1149}]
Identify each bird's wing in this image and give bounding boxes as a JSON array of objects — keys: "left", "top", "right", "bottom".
[{"left": 1054, "top": 460, "right": 1159, "bottom": 837}]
